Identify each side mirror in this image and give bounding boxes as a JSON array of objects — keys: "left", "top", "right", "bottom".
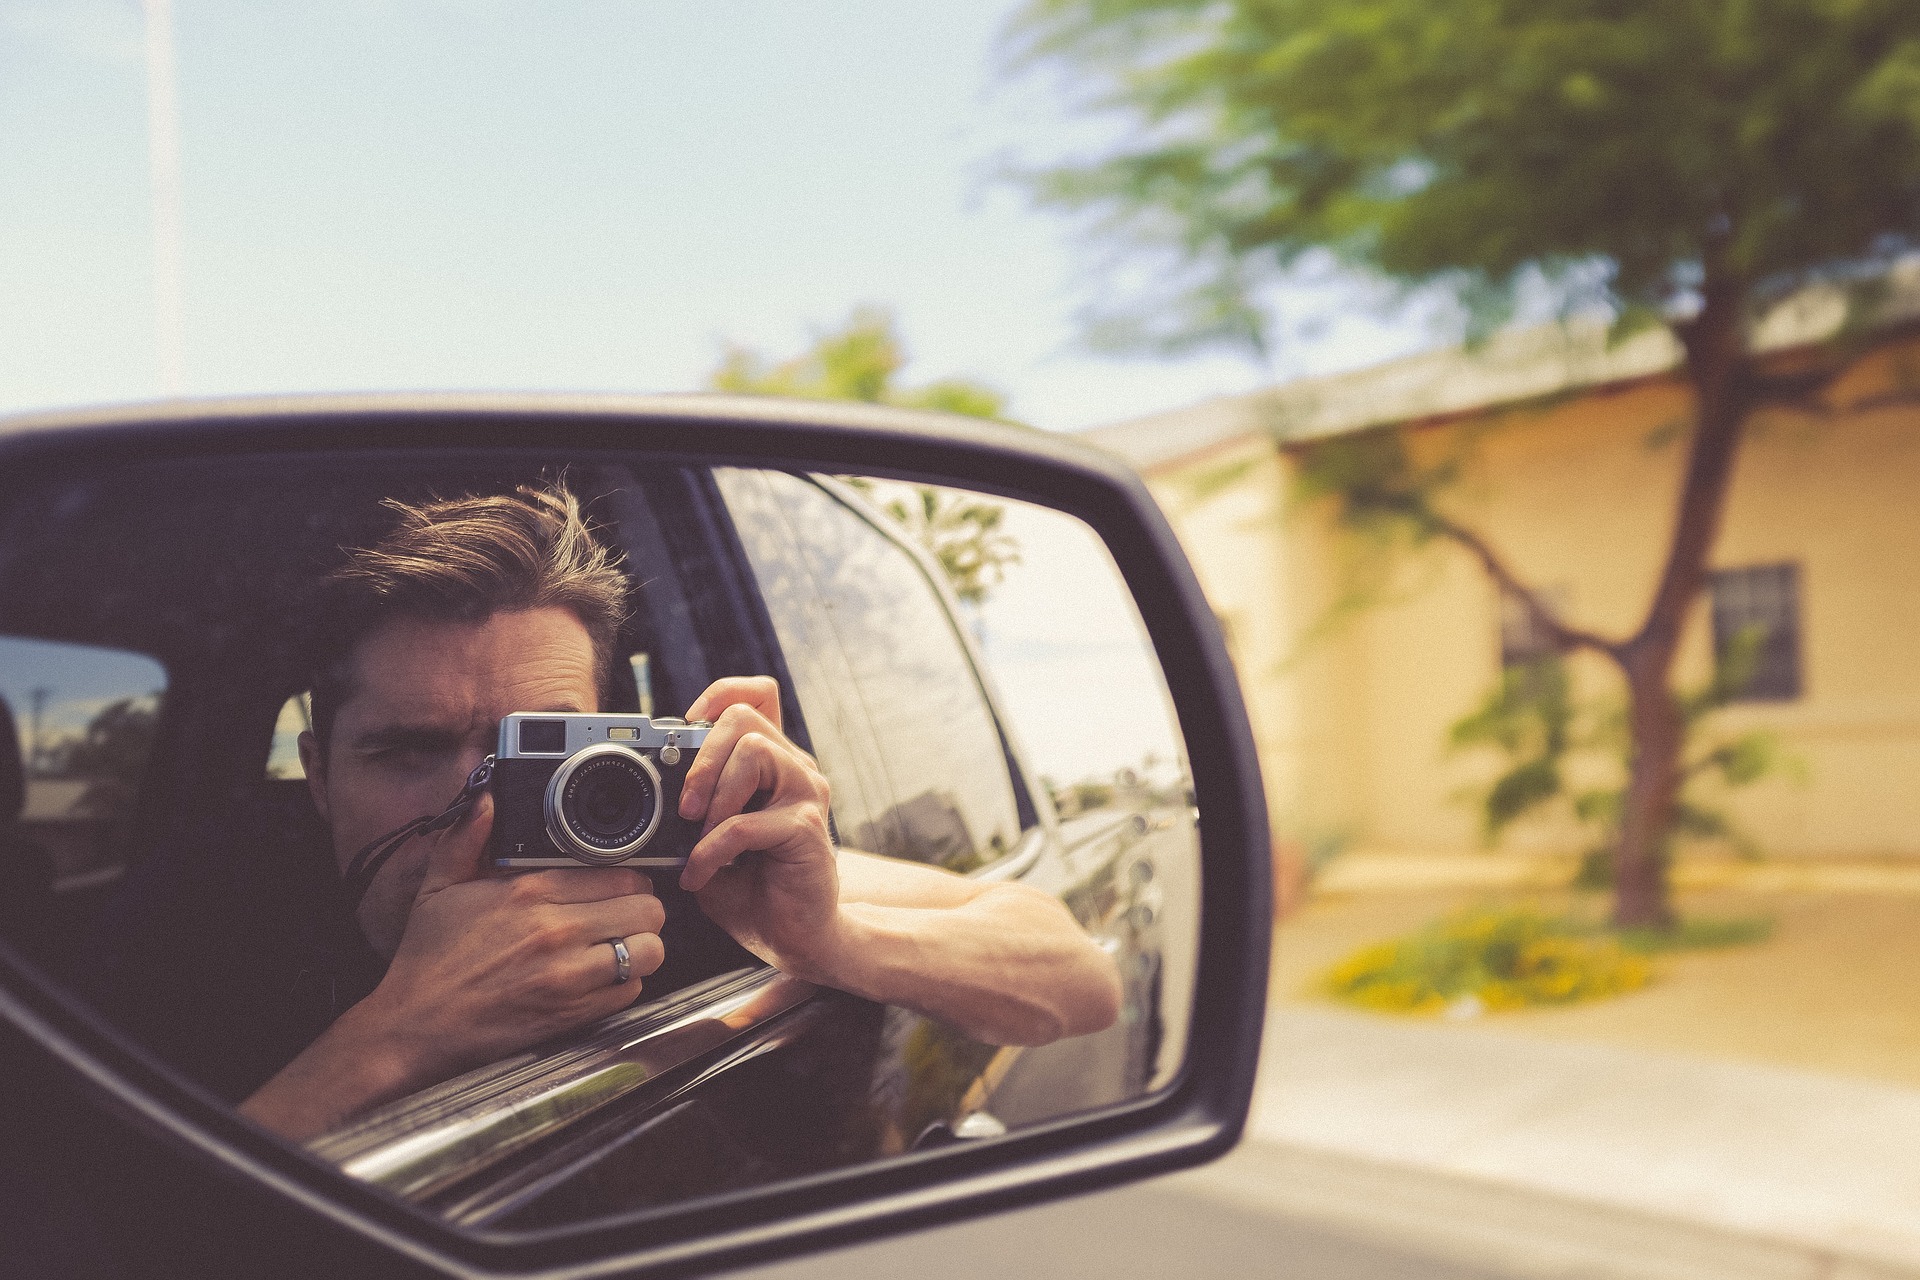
[{"left": 0, "top": 394, "right": 1269, "bottom": 1278}]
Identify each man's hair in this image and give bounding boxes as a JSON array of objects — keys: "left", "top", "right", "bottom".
[{"left": 307, "top": 482, "right": 630, "bottom": 755}]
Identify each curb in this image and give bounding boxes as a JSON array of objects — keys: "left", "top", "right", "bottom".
[{"left": 1169, "top": 1138, "right": 1918, "bottom": 1280}]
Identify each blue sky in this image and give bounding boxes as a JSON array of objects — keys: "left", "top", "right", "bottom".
[{"left": 0, "top": 0, "right": 1427, "bottom": 430}]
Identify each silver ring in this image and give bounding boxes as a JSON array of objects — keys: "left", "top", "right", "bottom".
[{"left": 608, "top": 937, "right": 631, "bottom": 985}]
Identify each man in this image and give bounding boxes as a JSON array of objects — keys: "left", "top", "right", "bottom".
[{"left": 239, "top": 484, "right": 1122, "bottom": 1141}]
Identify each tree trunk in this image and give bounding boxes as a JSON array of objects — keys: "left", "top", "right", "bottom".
[
  {"left": 1612, "top": 654, "right": 1683, "bottom": 928},
  {"left": 1609, "top": 271, "right": 1752, "bottom": 930}
]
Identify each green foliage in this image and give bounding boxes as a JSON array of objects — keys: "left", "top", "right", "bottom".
[
  {"left": 1172, "top": 455, "right": 1260, "bottom": 508},
  {"left": 709, "top": 308, "right": 1022, "bottom": 604},
  {"left": 1278, "top": 428, "right": 1466, "bottom": 654},
  {"left": 1449, "top": 632, "right": 1794, "bottom": 874},
  {"left": 710, "top": 305, "right": 1009, "bottom": 419},
  {"left": 58, "top": 697, "right": 158, "bottom": 780},
  {"left": 1321, "top": 904, "right": 1773, "bottom": 1013},
  {"left": 846, "top": 480, "right": 1022, "bottom": 606},
  {"left": 53, "top": 696, "right": 160, "bottom": 821},
  {"left": 1009, "top": 0, "right": 1920, "bottom": 353},
  {"left": 1615, "top": 914, "right": 1774, "bottom": 954},
  {"left": 1321, "top": 907, "right": 1652, "bottom": 1013},
  {"left": 1290, "top": 429, "right": 1461, "bottom": 543},
  {"left": 1291, "top": 416, "right": 1795, "bottom": 888},
  {"left": 1449, "top": 659, "right": 1575, "bottom": 841},
  {"left": 904, "top": 379, "right": 1007, "bottom": 420}
]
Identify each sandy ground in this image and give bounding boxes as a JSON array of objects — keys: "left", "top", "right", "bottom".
[{"left": 1274, "top": 875, "right": 1920, "bottom": 1091}]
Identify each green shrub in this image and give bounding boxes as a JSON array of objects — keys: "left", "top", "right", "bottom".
[
  {"left": 1321, "top": 908, "right": 1654, "bottom": 1014},
  {"left": 1616, "top": 914, "right": 1774, "bottom": 954}
]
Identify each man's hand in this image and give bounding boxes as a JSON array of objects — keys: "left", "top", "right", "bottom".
[
  {"left": 677, "top": 677, "right": 844, "bottom": 983},
  {"left": 674, "top": 676, "right": 1122, "bottom": 1048},
  {"left": 241, "top": 791, "right": 664, "bottom": 1141},
  {"left": 361, "top": 793, "right": 667, "bottom": 1082}
]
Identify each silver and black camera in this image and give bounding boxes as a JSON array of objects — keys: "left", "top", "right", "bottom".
[{"left": 490, "top": 713, "right": 714, "bottom": 869}]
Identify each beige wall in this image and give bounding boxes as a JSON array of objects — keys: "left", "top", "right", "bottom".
[
  {"left": 1155, "top": 338, "right": 1920, "bottom": 860},
  {"left": 1140, "top": 439, "right": 1298, "bottom": 828}
]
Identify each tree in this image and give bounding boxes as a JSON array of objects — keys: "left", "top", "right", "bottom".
[
  {"left": 708, "top": 307, "right": 1022, "bottom": 604},
  {"left": 60, "top": 696, "right": 160, "bottom": 822},
  {"left": 710, "top": 304, "right": 1010, "bottom": 420},
  {"left": 1448, "top": 635, "right": 1793, "bottom": 886},
  {"left": 1010, "top": 0, "right": 1920, "bottom": 926}
]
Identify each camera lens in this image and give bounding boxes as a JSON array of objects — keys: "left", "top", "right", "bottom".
[
  {"left": 564, "top": 756, "right": 655, "bottom": 844},
  {"left": 546, "top": 745, "right": 663, "bottom": 863}
]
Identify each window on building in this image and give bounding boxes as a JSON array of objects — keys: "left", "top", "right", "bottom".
[{"left": 1710, "top": 563, "right": 1802, "bottom": 701}]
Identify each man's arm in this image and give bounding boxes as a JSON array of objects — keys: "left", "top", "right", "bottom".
[
  {"left": 679, "top": 678, "right": 1123, "bottom": 1047},
  {"left": 827, "top": 850, "right": 1123, "bottom": 1044}
]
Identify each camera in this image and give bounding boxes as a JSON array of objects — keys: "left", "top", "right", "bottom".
[{"left": 490, "top": 713, "right": 713, "bottom": 869}]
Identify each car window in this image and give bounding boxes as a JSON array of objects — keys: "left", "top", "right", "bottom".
[
  {"left": 0, "top": 636, "right": 167, "bottom": 897},
  {"left": 265, "top": 692, "right": 309, "bottom": 779},
  {"left": 716, "top": 468, "right": 1024, "bottom": 872}
]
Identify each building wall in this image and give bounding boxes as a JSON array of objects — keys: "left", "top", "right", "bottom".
[
  {"left": 1154, "top": 337, "right": 1920, "bottom": 860},
  {"left": 1138, "top": 438, "right": 1300, "bottom": 828}
]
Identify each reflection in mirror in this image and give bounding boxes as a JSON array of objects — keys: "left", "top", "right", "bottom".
[
  {"left": 0, "top": 638, "right": 167, "bottom": 962},
  {"left": 900, "top": 480, "right": 1199, "bottom": 1103},
  {"left": 0, "top": 450, "right": 1196, "bottom": 1233}
]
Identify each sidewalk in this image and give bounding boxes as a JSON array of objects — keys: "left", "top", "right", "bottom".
[{"left": 1165, "top": 854, "right": 1920, "bottom": 1279}]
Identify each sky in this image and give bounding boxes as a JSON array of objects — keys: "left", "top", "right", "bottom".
[
  {"left": 971, "top": 498, "right": 1186, "bottom": 789},
  {"left": 0, "top": 0, "right": 1431, "bottom": 431}
]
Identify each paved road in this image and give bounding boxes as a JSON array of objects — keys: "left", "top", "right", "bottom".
[
  {"left": 744, "top": 988, "right": 1920, "bottom": 1280},
  {"left": 1258, "top": 1006, "right": 1920, "bottom": 1273},
  {"left": 737, "top": 1174, "right": 1512, "bottom": 1280}
]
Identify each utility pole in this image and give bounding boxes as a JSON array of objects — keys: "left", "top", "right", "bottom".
[
  {"left": 27, "top": 687, "right": 50, "bottom": 775},
  {"left": 142, "top": 0, "right": 185, "bottom": 395}
]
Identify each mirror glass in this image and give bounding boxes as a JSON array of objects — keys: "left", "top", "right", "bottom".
[{"left": 0, "top": 448, "right": 1197, "bottom": 1231}]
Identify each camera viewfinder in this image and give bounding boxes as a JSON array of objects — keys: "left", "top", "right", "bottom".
[{"left": 519, "top": 719, "right": 568, "bottom": 754}]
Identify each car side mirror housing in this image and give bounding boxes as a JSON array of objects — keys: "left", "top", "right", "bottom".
[{"left": 0, "top": 394, "right": 1270, "bottom": 1278}]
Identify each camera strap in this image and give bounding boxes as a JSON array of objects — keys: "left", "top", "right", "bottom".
[{"left": 341, "top": 755, "right": 495, "bottom": 911}]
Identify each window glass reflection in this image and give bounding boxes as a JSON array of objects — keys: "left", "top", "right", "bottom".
[
  {"left": 719, "top": 469, "right": 1023, "bottom": 872},
  {"left": 0, "top": 636, "right": 167, "bottom": 904}
]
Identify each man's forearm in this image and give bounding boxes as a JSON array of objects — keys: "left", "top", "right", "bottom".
[
  {"left": 821, "top": 884, "right": 1123, "bottom": 1046},
  {"left": 238, "top": 998, "right": 422, "bottom": 1143}
]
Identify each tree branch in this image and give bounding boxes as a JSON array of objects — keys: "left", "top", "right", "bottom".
[
  {"left": 1830, "top": 386, "right": 1920, "bottom": 414},
  {"left": 1747, "top": 362, "right": 1845, "bottom": 410},
  {"left": 1371, "top": 493, "right": 1624, "bottom": 661}
]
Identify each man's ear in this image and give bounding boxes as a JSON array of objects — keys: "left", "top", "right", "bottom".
[{"left": 298, "top": 729, "right": 331, "bottom": 824}]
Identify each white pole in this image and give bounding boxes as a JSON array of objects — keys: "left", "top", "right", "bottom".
[{"left": 142, "top": 0, "right": 185, "bottom": 396}]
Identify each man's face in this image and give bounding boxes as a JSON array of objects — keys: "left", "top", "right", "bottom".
[{"left": 298, "top": 607, "right": 600, "bottom": 958}]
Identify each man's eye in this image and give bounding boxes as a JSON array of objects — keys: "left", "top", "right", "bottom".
[{"left": 372, "top": 744, "right": 449, "bottom": 770}]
